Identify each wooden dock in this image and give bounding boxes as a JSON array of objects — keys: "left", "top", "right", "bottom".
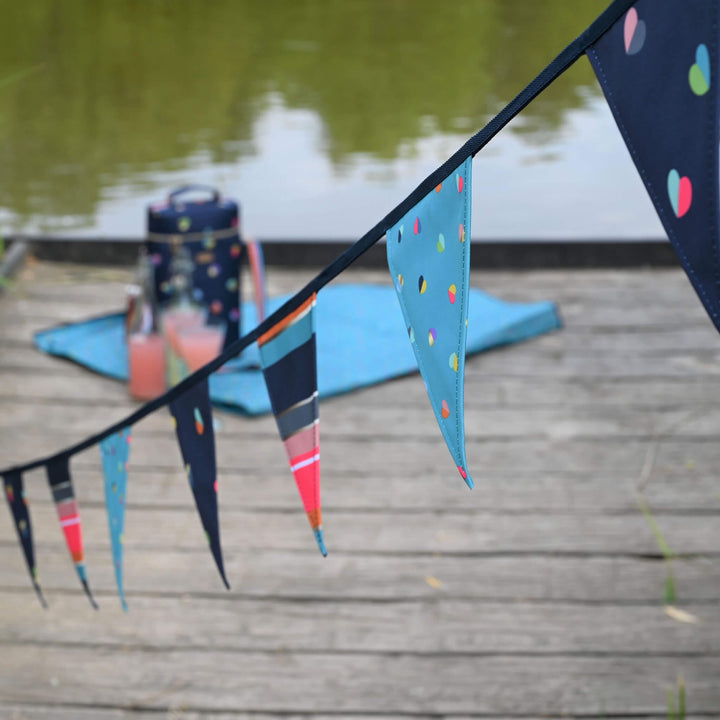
[{"left": 0, "top": 260, "right": 718, "bottom": 718}]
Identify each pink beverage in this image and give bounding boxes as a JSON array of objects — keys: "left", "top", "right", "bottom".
[
  {"left": 162, "top": 308, "right": 206, "bottom": 354},
  {"left": 177, "top": 326, "right": 225, "bottom": 372},
  {"left": 128, "top": 333, "right": 166, "bottom": 400}
]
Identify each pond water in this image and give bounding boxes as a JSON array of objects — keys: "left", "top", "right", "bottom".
[{"left": 0, "top": 0, "right": 663, "bottom": 241}]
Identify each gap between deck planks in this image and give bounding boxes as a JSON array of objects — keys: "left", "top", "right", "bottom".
[{"left": 0, "top": 262, "right": 719, "bottom": 718}]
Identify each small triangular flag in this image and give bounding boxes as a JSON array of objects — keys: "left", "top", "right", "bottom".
[
  {"left": 46, "top": 457, "right": 97, "bottom": 608},
  {"left": 258, "top": 293, "right": 325, "bottom": 555},
  {"left": 387, "top": 157, "right": 474, "bottom": 487},
  {"left": 169, "top": 379, "right": 229, "bottom": 588},
  {"left": 99, "top": 428, "right": 131, "bottom": 611},
  {"left": 2, "top": 470, "right": 46, "bottom": 607}
]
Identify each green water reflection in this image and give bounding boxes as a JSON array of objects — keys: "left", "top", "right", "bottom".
[{"left": 0, "top": 0, "right": 608, "bottom": 232}]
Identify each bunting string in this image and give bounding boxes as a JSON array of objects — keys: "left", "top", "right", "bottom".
[{"left": 0, "top": 0, "right": 636, "bottom": 479}]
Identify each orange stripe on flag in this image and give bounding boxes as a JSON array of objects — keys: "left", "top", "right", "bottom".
[{"left": 258, "top": 294, "right": 316, "bottom": 346}]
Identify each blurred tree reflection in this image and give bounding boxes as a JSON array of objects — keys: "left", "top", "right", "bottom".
[{"left": 0, "top": 0, "right": 607, "bottom": 228}]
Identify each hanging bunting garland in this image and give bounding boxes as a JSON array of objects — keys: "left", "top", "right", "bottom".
[
  {"left": 169, "top": 378, "right": 229, "bottom": 588},
  {"left": 7, "top": 0, "right": 693, "bottom": 604},
  {"left": 258, "top": 293, "right": 325, "bottom": 555},
  {"left": 46, "top": 457, "right": 97, "bottom": 608},
  {"left": 387, "top": 158, "right": 474, "bottom": 488},
  {"left": 587, "top": 0, "right": 720, "bottom": 331},
  {"left": 2, "top": 470, "right": 46, "bottom": 607},
  {"left": 99, "top": 428, "right": 132, "bottom": 611}
]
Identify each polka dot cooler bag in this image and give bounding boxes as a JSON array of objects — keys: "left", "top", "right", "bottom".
[{"left": 146, "top": 185, "right": 246, "bottom": 349}]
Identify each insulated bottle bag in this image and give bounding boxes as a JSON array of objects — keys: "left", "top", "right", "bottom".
[{"left": 146, "top": 185, "right": 244, "bottom": 349}]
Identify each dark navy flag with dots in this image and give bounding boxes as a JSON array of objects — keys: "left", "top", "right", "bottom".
[
  {"left": 169, "top": 378, "right": 229, "bottom": 589},
  {"left": 2, "top": 470, "right": 45, "bottom": 607},
  {"left": 587, "top": 0, "right": 720, "bottom": 331}
]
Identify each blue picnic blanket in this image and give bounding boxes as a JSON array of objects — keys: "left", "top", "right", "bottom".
[{"left": 34, "top": 284, "right": 561, "bottom": 415}]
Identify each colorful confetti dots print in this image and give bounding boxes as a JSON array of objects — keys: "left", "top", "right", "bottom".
[
  {"left": 667, "top": 169, "right": 692, "bottom": 218},
  {"left": 441, "top": 399, "right": 450, "bottom": 419},
  {"left": 194, "top": 408, "right": 204, "bottom": 435},
  {"left": 623, "top": 7, "right": 645, "bottom": 55},
  {"left": 689, "top": 44, "right": 710, "bottom": 95}
]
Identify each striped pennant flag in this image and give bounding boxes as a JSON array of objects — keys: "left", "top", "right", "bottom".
[
  {"left": 2, "top": 470, "right": 46, "bottom": 607},
  {"left": 258, "top": 293, "right": 325, "bottom": 555},
  {"left": 99, "top": 428, "right": 131, "bottom": 611},
  {"left": 46, "top": 457, "right": 97, "bottom": 608}
]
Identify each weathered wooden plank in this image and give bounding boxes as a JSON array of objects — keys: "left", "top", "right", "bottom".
[
  {"left": 2, "top": 547, "right": 716, "bottom": 602},
  {"left": 2, "top": 502, "right": 717, "bottom": 556},
  {"left": 1, "top": 594, "right": 717, "bottom": 655},
  {"left": 15, "top": 462, "right": 720, "bottom": 513},
  {"left": 4, "top": 398, "right": 720, "bottom": 443},
  {"left": 1, "top": 646, "right": 718, "bottom": 715},
  {"left": 0, "top": 711, "right": 709, "bottom": 720},
  {"left": 4, "top": 369, "right": 720, "bottom": 413},
  {"left": 2, "top": 435, "right": 715, "bottom": 482}
]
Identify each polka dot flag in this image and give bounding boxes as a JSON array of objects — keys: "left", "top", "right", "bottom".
[
  {"left": 588, "top": 0, "right": 720, "bottom": 333},
  {"left": 169, "top": 378, "right": 229, "bottom": 589},
  {"left": 99, "top": 428, "right": 131, "bottom": 611},
  {"left": 387, "top": 158, "right": 473, "bottom": 488},
  {"left": 2, "top": 469, "right": 45, "bottom": 607}
]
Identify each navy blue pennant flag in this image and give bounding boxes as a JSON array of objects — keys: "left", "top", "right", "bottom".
[
  {"left": 169, "top": 379, "right": 229, "bottom": 588},
  {"left": 2, "top": 470, "right": 46, "bottom": 607},
  {"left": 587, "top": 0, "right": 720, "bottom": 331}
]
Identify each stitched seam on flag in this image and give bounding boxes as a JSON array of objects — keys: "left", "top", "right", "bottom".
[
  {"left": 709, "top": 6, "right": 719, "bottom": 298},
  {"left": 290, "top": 453, "right": 320, "bottom": 473},
  {"left": 276, "top": 391, "right": 319, "bottom": 419},
  {"left": 587, "top": 45, "right": 717, "bottom": 320},
  {"left": 259, "top": 312, "right": 315, "bottom": 367},
  {"left": 258, "top": 295, "right": 316, "bottom": 346},
  {"left": 283, "top": 418, "right": 319, "bottom": 440},
  {"left": 455, "top": 158, "right": 470, "bottom": 469}
]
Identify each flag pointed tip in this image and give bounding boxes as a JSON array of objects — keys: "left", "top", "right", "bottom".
[
  {"left": 121, "top": 599, "right": 128, "bottom": 613},
  {"left": 80, "top": 578, "right": 98, "bottom": 610},
  {"left": 458, "top": 466, "right": 474, "bottom": 489},
  {"left": 34, "top": 583, "right": 48, "bottom": 609},
  {"left": 314, "top": 527, "right": 327, "bottom": 557}
]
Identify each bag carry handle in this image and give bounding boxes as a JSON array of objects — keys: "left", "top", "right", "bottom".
[{"left": 168, "top": 185, "right": 221, "bottom": 205}]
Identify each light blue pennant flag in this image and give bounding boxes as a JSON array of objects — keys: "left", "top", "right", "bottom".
[
  {"left": 99, "top": 428, "right": 131, "bottom": 610},
  {"left": 387, "top": 157, "right": 474, "bottom": 488}
]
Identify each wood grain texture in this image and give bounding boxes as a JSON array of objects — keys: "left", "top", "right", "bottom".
[{"left": 0, "top": 262, "right": 719, "bottom": 717}]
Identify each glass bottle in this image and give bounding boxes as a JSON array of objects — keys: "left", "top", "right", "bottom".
[
  {"left": 161, "top": 244, "right": 206, "bottom": 385},
  {"left": 127, "top": 248, "right": 166, "bottom": 400}
]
